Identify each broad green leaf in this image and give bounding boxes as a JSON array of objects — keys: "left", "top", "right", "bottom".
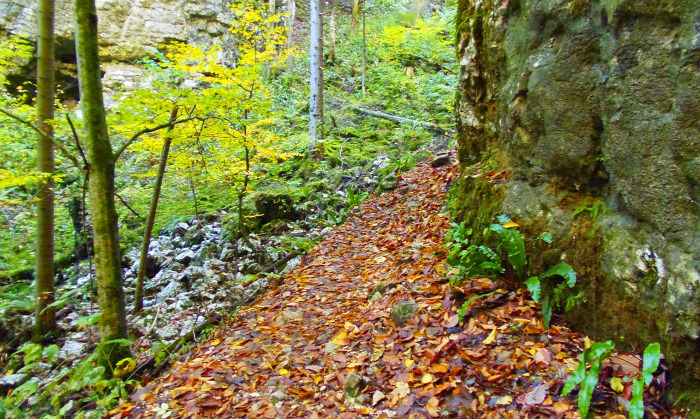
[
  {"left": 629, "top": 378, "right": 645, "bottom": 419},
  {"left": 583, "top": 341, "right": 615, "bottom": 364},
  {"left": 490, "top": 223, "right": 526, "bottom": 279},
  {"left": 642, "top": 343, "right": 661, "bottom": 385},
  {"left": 578, "top": 358, "right": 603, "bottom": 418},
  {"left": 59, "top": 400, "right": 74, "bottom": 416},
  {"left": 562, "top": 341, "right": 614, "bottom": 397},
  {"left": 538, "top": 232, "right": 553, "bottom": 243},
  {"left": 17, "top": 343, "right": 44, "bottom": 365},
  {"left": 540, "top": 262, "right": 577, "bottom": 288},
  {"left": 44, "top": 344, "right": 59, "bottom": 364},
  {"left": 541, "top": 296, "right": 552, "bottom": 329},
  {"left": 525, "top": 276, "right": 541, "bottom": 302}
]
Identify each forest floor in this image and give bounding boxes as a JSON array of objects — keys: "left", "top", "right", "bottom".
[{"left": 112, "top": 154, "right": 673, "bottom": 418}]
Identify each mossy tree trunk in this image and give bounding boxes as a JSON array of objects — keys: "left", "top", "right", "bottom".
[
  {"left": 74, "top": 0, "right": 131, "bottom": 376},
  {"left": 34, "top": 0, "right": 56, "bottom": 340}
]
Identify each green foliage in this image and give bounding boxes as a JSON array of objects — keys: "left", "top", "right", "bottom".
[
  {"left": 561, "top": 341, "right": 615, "bottom": 418},
  {"left": 561, "top": 342, "right": 661, "bottom": 419},
  {"left": 446, "top": 221, "right": 503, "bottom": 287},
  {"left": 573, "top": 199, "right": 610, "bottom": 221},
  {"left": 629, "top": 343, "right": 662, "bottom": 419},
  {"left": 489, "top": 222, "right": 527, "bottom": 280},
  {"left": 0, "top": 342, "right": 135, "bottom": 418},
  {"left": 446, "top": 216, "right": 580, "bottom": 327}
]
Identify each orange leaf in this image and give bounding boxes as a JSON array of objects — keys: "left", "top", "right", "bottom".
[{"left": 332, "top": 331, "right": 350, "bottom": 346}]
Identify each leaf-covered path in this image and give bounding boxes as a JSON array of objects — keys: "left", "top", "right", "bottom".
[{"left": 115, "top": 156, "right": 668, "bottom": 418}]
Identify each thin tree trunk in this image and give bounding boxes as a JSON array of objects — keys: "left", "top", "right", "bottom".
[
  {"left": 267, "top": 0, "right": 275, "bottom": 78},
  {"left": 329, "top": 12, "right": 336, "bottom": 63},
  {"left": 308, "top": 0, "right": 324, "bottom": 155},
  {"left": 286, "top": 0, "right": 295, "bottom": 77},
  {"left": 351, "top": 0, "right": 360, "bottom": 33},
  {"left": 34, "top": 0, "right": 56, "bottom": 340},
  {"left": 415, "top": 0, "right": 426, "bottom": 23},
  {"left": 361, "top": 7, "right": 366, "bottom": 96},
  {"left": 133, "top": 106, "right": 179, "bottom": 314},
  {"left": 74, "top": 0, "right": 130, "bottom": 376}
]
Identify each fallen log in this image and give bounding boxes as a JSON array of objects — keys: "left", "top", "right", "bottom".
[{"left": 351, "top": 107, "right": 443, "bottom": 133}]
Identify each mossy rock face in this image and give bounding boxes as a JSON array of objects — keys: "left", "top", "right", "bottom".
[{"left": 454, "top": 0, "right": 700, "bottom": 405}]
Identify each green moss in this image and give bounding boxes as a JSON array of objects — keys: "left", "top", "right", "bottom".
[{"left": 449, "top": 174, "right": 505, "bottom": 248}]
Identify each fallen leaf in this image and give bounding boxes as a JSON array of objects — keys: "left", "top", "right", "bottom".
[
  {"left": 503, "top": 221, "right": 519, "bottom": 229},
  {"left": 483, "top": 328, "right": 497, "bottom": 345},
  {"left": 611, "top": 377, "right": 624, "bottom": 392},
  {"left": 332, "top": 331, "right": 350, "bottom": 346},
  {"left": 372, "top": 390, "right": 386, "bottom": 406},
  {"left": 425, "top": 396, "right": 440, "bottom": 417},
  {"left": 422, "top": 373, "right": 435, "bottom": 384},
  {"left": 524, "top": 384, "right": 548, "bottom": 405},
  {"left": 405, "top": 359, "right": 415, "bottom": 368}
]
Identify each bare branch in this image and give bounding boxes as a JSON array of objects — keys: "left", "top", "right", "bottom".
[
  {"left": 114, "top": 115, "right": 200, "bottom": 161},
  {"left": 115, "top": 193, "right": 144, "bottom": 219},
  {"left": 0, "top": 107, "right": 85, "bottom": 174},
  {"left": 66, "top": 114, "right": 88, "bottom": 170}
]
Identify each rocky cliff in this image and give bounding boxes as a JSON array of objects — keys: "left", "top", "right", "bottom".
[
  {"left": 454, "top": 0, "right": 699, "bottom": 404},
  {"left": 0, "top": 0, "right": 235, "bottom": 100}
]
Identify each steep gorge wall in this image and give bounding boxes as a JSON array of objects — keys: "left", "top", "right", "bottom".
[
  {"left": 454, "top": 0, "right": 700, "bottom": 402},
  {"left": 0, "top": 0, "right": 235, "bottom": 99}
]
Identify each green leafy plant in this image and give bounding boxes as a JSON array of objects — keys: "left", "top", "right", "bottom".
[
  {"left": 524, "top": 262, "right": 577, "bottom": 328},
  {"left": 630, "top": 343, "right": 661, "bottom": 419},
  {"left": 346, "top": 188, "right": 369, "bottom": 210},
  {"left": 562, "top": 342, "right": 661, "bottom": 419},
  {"left": 561, "top": 341, "right": 615, "bottom": 418},
  {"left": 573, "top": 199, "right": 609, "bottom": 221},
  {"left": 446, "top": 216, "right": 579, "bottom": 327}
]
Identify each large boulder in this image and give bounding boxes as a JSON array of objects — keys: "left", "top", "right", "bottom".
[{"left": 453, "top": 0, "right": 699, "bottom": 405}]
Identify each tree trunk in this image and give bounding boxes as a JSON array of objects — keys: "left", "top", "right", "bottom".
[
  {"left": 308, "top": 0, "right": 324, "bottom": 155},
  {"left": 329, "top": 12, "right": 336, "bottom": 63},
  {"left": 34, "top": 0, "right": 56, "bottom": 340},
  {"left": 361, "top": 7, "right": 366, "bottom": 96},
  {"left": 133, "top": 106, "right": 179, "bottom": 314},
  {"left": 74, "top": 0, "right": 130, "bottom": 376},
  {"left": 351, "top": 0, "right": 361, "bottom": 33},
  {"left": 286, "top": 0, "right": 295, "bottom": 77},
  {"left": 351, "top": 107, "right": 443, "bottom": 132},
  {"left": 415, "top": 0, "right": 425, "bottom": 23}
]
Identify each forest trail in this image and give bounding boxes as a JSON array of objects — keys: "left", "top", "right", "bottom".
[{"left": 113, "top": 155, "right": 662, "bottom": 418}]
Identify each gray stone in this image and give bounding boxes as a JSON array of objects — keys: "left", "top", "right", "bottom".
[
  {"left": 431, "top": 152, "right": 451, "bottom": 168},
  {"left": 58, "top": 340, "right": 87, "bottom": 362},
  {"left": 175, "top": 249, "right": 195, "bottom": 265},
  {"left": 156, "top": 280, "right": 180, "bottom": 303},
  {"left": 343, "top": 372, "right": 367, "bottom": 399}
]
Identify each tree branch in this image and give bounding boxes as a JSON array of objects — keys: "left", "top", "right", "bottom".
[
  {"left": 115, "top": 193, "right": 144, "bottom": 220},
  {"left": 113, "top": 116, "right": 200, "bottom": 161},
  {"left": 0, "top": 107, "right": 85, "bottom": 174},
  {"left": 66, "top": 114, "right": 88, "bottom": 170}
]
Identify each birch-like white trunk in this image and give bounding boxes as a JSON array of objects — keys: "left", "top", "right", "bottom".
[{"left": 308, "top": 0, "right": 323, "bottom": 154}]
